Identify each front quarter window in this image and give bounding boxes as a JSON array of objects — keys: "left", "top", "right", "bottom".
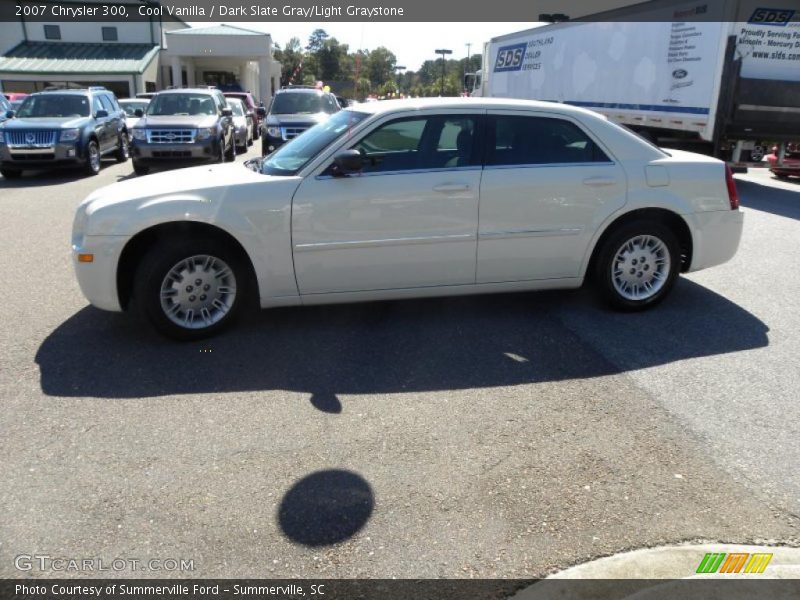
[{"left": 261, "top": 110, "right": 369, "bottom": 176}]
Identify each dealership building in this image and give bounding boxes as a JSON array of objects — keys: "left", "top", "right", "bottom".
[{"left": 0, "top": 0, "right": 281, "bottom": 102}]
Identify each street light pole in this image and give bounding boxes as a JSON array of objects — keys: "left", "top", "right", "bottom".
[
  {"left": 435, "top": 48, "right": 452, "bottom": 96},
  {"left": 464, "top": 43, "right": 472, "bottom": 94}
]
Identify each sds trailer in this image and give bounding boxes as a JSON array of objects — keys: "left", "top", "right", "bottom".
[{"left": 466, "top": 0, "right": 800, "bottom": 169}]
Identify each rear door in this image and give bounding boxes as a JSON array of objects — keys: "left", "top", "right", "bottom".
[{"left": 477, "top": 111, "right": 627, "bottom": 283}]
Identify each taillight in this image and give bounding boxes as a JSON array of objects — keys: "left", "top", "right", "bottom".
[{"left": 725, "top": 165, "right": 739, "bottom": 210}]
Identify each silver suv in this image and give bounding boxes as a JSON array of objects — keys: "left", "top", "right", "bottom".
[{"left": 130, "top": 88, "right": 235, "bottom": 176}]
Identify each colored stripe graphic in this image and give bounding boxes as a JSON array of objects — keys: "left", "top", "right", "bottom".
[
  {"left": 744, "top": 553, "right": 773, "bottom": 574},
  {"left": 696, "top": 553, "right": 726, "bottom": 573},
  {"left": 720, "top": 553, "right": 749, "bottom": 573}
]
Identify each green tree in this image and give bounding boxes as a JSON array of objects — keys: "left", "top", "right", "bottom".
[{"left": 306, "top": 28, "right": 329, "bottom": 52}]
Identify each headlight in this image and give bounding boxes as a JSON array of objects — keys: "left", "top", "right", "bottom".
[
  {"left": 131, "top": 128, "right": 146, "bottom": 141},
  {"left": 267, "top": 126, "right": 281, "bottom": 138},
  {"left": 60, "top": 129, "right": 80, "bottom": 142},
  {"left": 196, "top": 128, "right": 215, "bottom": 140}
]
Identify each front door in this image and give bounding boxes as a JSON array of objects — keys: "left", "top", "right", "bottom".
[
  {"left": 292, "top": 112, "right": 483, "bottom": 295},
  {"left": 477, "top": 111, "right": 627, "bottom": 283}
]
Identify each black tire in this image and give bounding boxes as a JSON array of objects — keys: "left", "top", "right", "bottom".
[
  {"left": 132, "top": 160, "right": 150, "bottom": 176},
  {"left": 593, "top": 220, "right": 680, "bottom": 311},
  {"left": 1, "top": 168, "right": 22, "bottom": 179},
  {"left": 134, "top": 238, "right": 248, "bottom": 341},
  {"left": 261, "top": 137, "right": 268, "bottom": 157},
  {"left": 84, "top": 140, "right": 101, "bottom": 176},
  {"left": 215, "top": 138, "right": 225, "bottom": 163},
  {"left": 253, "top": 123, "right": 260, "bottom": 140},
  {"left": 225, "top": 135, "right": 236, "bottom": 162},
  {"left": 116, "top": 132, "right": 130, "bottom": 163},
  {"left": 774, "top": 173, "right": 790, "bottom": 181}
]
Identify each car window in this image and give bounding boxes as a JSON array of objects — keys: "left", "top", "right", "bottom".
[
  {"left": 271, "top": 93, "right": 325, "bottom": 115},
  {"left": 353, "top": 115, "right": 479, "bottom": 173},
  {"left": 261, "top": 110, "right": 370, "bottom": 176},
  {"left": 323, "top": 95, "right": 340, "bottom": 114},
  {"left": 487, "top": 115, "right": 610, "bottom": 166},
  {"left": 98, "top": 94, "right": 114, "bottom": 113},
  {"left": 0, "top": 96, "right": 9, "bottom": 111},
  {"left": 92, "top": 96, "right": 105, "bottom": 116},
  {"left": 15, "top": 94, "right": 91, "bottom": 118},
  {"left": 147, "top": 94, "right": 217, "bottom": 116},
  {"left": 227, "top": 100, "right": 244, "bottom": 117},
  {"left": 119, "top": 101, "right": 148, "bottom": 116}
]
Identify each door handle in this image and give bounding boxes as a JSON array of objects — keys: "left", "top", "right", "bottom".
[
  {"left": 433, "top": 183, "right": 470, "bottom": 193},
  {"left": 582, "top": 176, "right": 617, "bottom": 187}
]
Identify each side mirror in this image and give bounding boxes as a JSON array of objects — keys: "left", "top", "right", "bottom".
[
  {"left": 134, "top": 108, "right": 144, "bottom": 117},
  {"left": 5, "top": 110, "right": 14, "bottom": 119},
  {"left": 256, "top": 107, "right": 267, "bottom": 118},
  {"left": 221, "top": 107, "right": 233, "bottom": 118},
  {"left": 333, "top": 150, "right": 363, "bottom": 175},
  {"left": 95, "top": 109, "right": 108, "bottom": 118}
]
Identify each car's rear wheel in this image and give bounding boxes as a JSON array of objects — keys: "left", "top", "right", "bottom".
[
  {"left": 594, "top": 221, "right": 680, "bottom": 310},
  {"left": 132, "top": 160, "right": 150, "bottom": 176},
  {"left": 1, "top": 168, "right": 22, "bottom": 179},
  {"left": 116, "top": 132, "right": 130, "bottom": 163},
  {"left": 84, "top": 140, "right": 101, "bottom": 176},
  {"left": 134, "top": 239, "right": 247, "bottom": 340}
]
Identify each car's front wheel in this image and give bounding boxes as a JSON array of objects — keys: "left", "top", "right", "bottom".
[
  {"left": 84, "top": 140, "right": 101, "bottom": 176},
  {"left": 594, "top": 221, "right": 680, "bottom": 310},
  {"left": 134, "top": 239, "right": 247, "bottom": 340},
  {"left": 132, "top": 160, "right": 150, "bottom": 176},
  {"left": 225, "top": 135, "right": 236, "bottom": 162},
  {"left": 116, "top": 132, "right": 130, "bottom": 163}
]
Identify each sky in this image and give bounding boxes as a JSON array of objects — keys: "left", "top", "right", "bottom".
[{"left": 188, "top": 22, "right": 542, "bottom": 71}]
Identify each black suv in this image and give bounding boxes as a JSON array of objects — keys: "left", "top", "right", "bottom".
[
  {"left": 0, "top": 87, "right": 128, "bottom": 178},
  {"left": 261, "top": 86, "right": 341, "bottom": 155},
  {"left": 130, "top": 88, "right": 235, "bottom": 176}
]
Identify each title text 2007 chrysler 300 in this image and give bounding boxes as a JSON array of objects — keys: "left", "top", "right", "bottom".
[{"left": 72, "top": 98, "right": 743, "bottom": 339}]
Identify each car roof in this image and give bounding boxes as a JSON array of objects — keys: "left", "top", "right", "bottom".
[
  {"left": 346, "top": 97, "right": 607, "bottom": 119},
  {"left": 119, "top": 98, "right": 149, "bottom": 103},
  {"left": 157, "top": 88, "right": 219, "bottom": 95},
  {"left": 276, "top": 87, "right": 325, "bottom": 95}
]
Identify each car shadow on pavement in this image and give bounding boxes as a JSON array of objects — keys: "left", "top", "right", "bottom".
[
  {"left": 35, "top": 278, "right": 769, "bottom": 402},
  {"left": 737, "top": 178, "right": 800, "bottom": 221},
  {"left": 0, "top": 164, "right": 118, "bottom": 188}
]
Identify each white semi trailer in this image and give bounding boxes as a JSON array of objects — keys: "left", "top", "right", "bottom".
[{"left": 466, "top": 0, "right": 800, "bottom": 167}]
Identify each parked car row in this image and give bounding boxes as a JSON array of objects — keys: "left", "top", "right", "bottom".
[{"left": 0, "top": 86, "right": 269, "bottom": 179}]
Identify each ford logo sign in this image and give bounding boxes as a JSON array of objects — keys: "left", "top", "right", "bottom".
[
  {"left": 165, "top": 133, "right": 176, "bottom": 140},
  {"left": 672, "top": 69, "right": 688, "bottom": 79}
]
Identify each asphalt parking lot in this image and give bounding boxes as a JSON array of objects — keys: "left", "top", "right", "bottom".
[{"left": 0, "top": 152, "right": 798, "bottom": 578}]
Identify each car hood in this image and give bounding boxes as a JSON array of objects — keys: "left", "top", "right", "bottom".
[
  {"left": 267, "top": 112, "right": 328, "bottom": 127},
  {"left": 78, "top": 162, "right": 300, "bottom": 236},
  {"left": 2, "top": 116, "right": 90, "bottom": 129},
  {"left": 137, "top": 115, "right": 218, "bottom": 128}
]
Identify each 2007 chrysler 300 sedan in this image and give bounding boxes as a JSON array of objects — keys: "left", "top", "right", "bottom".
[{"left": 72, "top": 98, "right": 743, "bottom": 340}]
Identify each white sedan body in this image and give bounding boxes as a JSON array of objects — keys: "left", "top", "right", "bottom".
[{"left": 72, "top": 98, "right": 742, "bottom": 328}]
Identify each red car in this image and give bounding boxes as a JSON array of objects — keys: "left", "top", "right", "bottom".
[
  {"left": 4, "top": 92, "right": 28, "bottom": 110},
  {"left": 223, "top": 92, "right": 263, "bottom": 140},
  {"left": 766, "top": 142, "right": 800, "bottom": 180}
]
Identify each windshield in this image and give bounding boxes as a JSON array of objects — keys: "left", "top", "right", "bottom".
[
  {"left": 119, "top": 101, "right": 149, "bottom": 117},
  {"left": 261, "top": 110, "right": 370, "bottom": 176},
  {"left": 16, "top": 94, "right": 90, "bottom": 118},
  {"left": 227, "top": 100, "right": 244, "bottom": 117},
  {"left": 270, "top": 92, "right": 333, "bottom": 115},
  {"left": 147, "top": 94, "right": 217, "bottom": 116}
]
